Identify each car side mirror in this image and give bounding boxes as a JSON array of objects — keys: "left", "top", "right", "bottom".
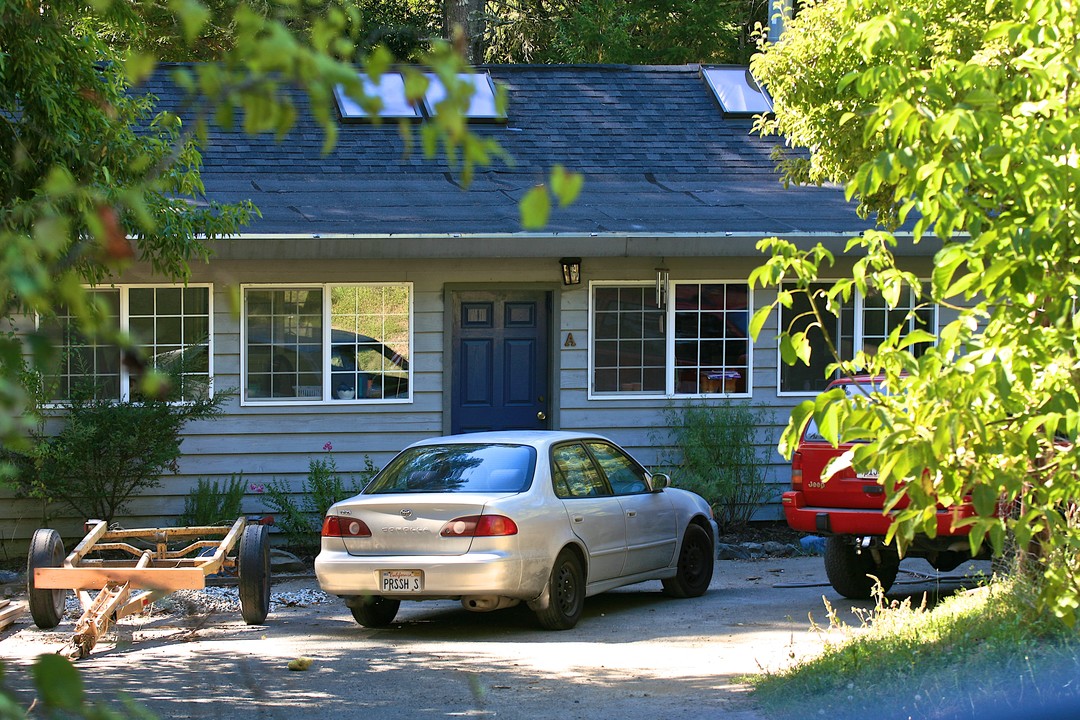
[{"left": 650, "top": 473, "right": 671, "bottom": 491}]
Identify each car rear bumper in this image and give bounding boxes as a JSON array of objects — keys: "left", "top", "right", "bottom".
[
  {"left": 781, "top": 490, "right": 974, "bottom": 537},
  {"left": 314, "top": 548, "right": 532, "bottom": 598}
]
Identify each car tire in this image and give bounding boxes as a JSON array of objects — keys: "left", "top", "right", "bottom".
[
  {"left": 824, "top": 536, "right": 900, "bottom": 599},
  {"left": 28, "top": 528, "right": 68, "bottom": 629},
  {"left": 534, "top": 549, "right": 585, "bottom": 630},
  {"left": 238, "top": 524, "right": 271, "bottom": 625},
  {"left": 348, "top": 595, "right": 401, "bottom": 628},
  {"left": 662, "top": 524, "right": 715, "bottom": 598}
]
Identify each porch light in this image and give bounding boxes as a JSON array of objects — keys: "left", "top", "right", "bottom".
[{"left": 560, "top": 257, "right": 582, "bottom": 286}]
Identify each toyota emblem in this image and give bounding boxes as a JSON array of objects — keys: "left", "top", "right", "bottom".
[{"left": 399, "top": 508, "right": 413, "bottom": 519}]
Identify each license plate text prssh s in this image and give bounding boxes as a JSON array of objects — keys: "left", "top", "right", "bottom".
[{"left": 381, "top": 569, "right": 423, "bottom": 592}]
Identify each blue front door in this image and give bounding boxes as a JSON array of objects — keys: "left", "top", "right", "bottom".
[{"left": 451, "top": 291, "right": 551, "bottom": 434}]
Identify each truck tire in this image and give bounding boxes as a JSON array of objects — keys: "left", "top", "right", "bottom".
[
  {"left": 238, "top": 524, "right": 271, "bottom": 625},
  {"left": 824, "top": 536, "right": 899, "bottom": 599}
]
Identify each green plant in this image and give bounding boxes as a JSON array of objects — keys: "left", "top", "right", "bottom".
[
  {"left": 176, "top": 475, "right": 247, "bottom": 527},
  {"left": 260, "top": 443, "right": 379, "bottom": 556},
  {"left": 656, "top": 401, "right": 773, "bottom": 532},
  {"left": 8, "top": 378, "right": 227, "bottom": 526}
]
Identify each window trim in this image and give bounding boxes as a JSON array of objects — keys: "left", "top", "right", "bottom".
[
  {"left": 587, "top": 279, "right": 754, "bottom": 401},
  {"left": 40, "top": 283, "right": 215, "bottom": 405},
  {"left": 775, "top": 280, "right": 938, "bottom": 397},
  {"left": 239, "top": 282, "right": 414, "bottom": 407}
]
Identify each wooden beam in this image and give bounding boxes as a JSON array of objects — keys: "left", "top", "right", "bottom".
[
  {"left": 0, "top": 601, "right": 24, "bottom": 631},
  {"left": 36, "top": 567, "right": 206, "bottom": 591}
]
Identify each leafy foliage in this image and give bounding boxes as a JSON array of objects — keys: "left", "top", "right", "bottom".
[
  {"left": 750, "top": 0, "right": 1080, "bottom": 620},
  {"left": 0, "top": 654, "right": 151, "bottom": 719},
  {"left": 656, "top": 401, "right": 773, "bottom": 532},
  {"left": 7, "top": 380, "right": 226, "bottom": 525},
  {"left": 177, "top": 475, "right": 248, "bottom": 527},
  {"left": 485, "top": 0, "right": 766, "bottom": 64},
  {"left": 260, "top": 447, "right": 379, "bottom": 555}
]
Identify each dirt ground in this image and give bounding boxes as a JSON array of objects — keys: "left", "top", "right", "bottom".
[{"left": 0, "top": 554, "right": 990, "bottom": 720}]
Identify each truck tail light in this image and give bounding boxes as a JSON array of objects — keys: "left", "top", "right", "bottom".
[
  {"left": 791, "top": 451, "right": 804, "bottom": 490},
  {"left": 440, "top": 515, "right": 519, "bottom": 537},
  {"left": 323, "top": 515, "right": 372, "bottom": 538}
]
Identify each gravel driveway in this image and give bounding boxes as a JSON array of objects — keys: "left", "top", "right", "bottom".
[{"left": 0, "top": 555, "right": 988, "bottom": 720}]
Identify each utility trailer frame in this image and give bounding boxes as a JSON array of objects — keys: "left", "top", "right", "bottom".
[{"left": 27, "top": 518, "right": 271, "bottom": 658}]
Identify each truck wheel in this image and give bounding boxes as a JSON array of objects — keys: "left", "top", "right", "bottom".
[
  {"left": 662, "top": 524, "right": 714, "bottom": 598},
  {"left": 824, "top": 536, "right": 899, "bottom": 599},
  {"left": 27, "top": 529, "right": 67, "bottom": 629},
  {"left": 238, "top": 524, "right": 271, "bottom": 625},
  {"left": 347, "top": 595, "right": 400, "bottom": 628}
]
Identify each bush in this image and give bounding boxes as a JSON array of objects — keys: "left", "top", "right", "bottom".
[
  {"left": 176, "top": 475, "right": 247, "bottom": 527},
  {"left": 656, "top": 401, "right": 773, "bottom": 532},
  {"left": 259, "top": 443, "right": 378, "bottom": 556},
  {"left": 9, "top": 380, "right": 226, "bottom": 525}
]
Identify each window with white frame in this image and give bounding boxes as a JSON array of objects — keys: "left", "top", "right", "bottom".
[
  {"left": 590, "top": 281, "right": 751, "bottom": 397},
  {"left": 778, "top": 281, "right": 936, "bottom": 394},
  {"left": 243, "top": 283, "right": 411, "bottom": 403},
  {"left": 46, "top": 286, "right": 212, "bottom": 402}
]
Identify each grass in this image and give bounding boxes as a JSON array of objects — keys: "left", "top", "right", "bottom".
[{"left": 750, "top": 576, "right": 1080, "bottom": 719}]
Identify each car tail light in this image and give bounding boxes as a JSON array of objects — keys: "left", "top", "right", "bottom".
[
  {"left": 322, "top": 515, "right": 372, "bottom": 538},
  {"left": 440, "top": 515, "right": 518, "bottom": 537},
  {"left": 791, "top": 451, "right": 803, "bottom": 490}
]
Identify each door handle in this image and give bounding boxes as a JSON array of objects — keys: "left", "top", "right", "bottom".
[
  {"left": 626, "top": 510, "right": 637, "bottom": 518},
  {"left": 572, "top": 515, "right": 584, "bottom": 523},
  {"left": 537, "top": 411, "right": 547, "bottom": 421}
]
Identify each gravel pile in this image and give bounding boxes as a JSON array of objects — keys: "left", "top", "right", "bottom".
[{"left": 62, "top": 586, "right": 331, "bottom": 621}]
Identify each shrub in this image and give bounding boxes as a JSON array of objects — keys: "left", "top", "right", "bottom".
[
  {"left": 259, "top": 443, "right": 379, "bottom": 556},
  {"left": 656, "top": 400, "right": 773, "bottom": 532},
  {"left": 176, "top": 475, "right": 247, "bottom": 527},
  {"left": 9, "top": 379, "right": 226, "bottom": 525}
]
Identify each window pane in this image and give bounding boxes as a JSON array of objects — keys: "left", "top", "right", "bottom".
[
  {"left": 673, "top": 282, "right": 749, "bottom": 395},
  {"left": 591, "top": 285, "right": 665, "bottom": 394},
  {"left": 132, "top": 287, "right": 212, "bottom": 402},
  {"left": 327, "top": 284, "right": 411, "bottom": 401},
  {"left": 44, "top": 289, "right": 121, "bottom": 402},
  {"left": 551, "top": 443, "right": 610, "bottom": 498},
  {"left": 245, "top": 288, "right": 324, "bottom": 400},
  {"left": 586, "top": 441, "right": 648, "bottom": 495},
  {"left": 778, "top": 283, "right": 856, "bottom": 393}
]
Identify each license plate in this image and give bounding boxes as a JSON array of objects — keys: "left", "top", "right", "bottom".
[{"left": 380, "top": 569, "right": 423, "bottom": 593}]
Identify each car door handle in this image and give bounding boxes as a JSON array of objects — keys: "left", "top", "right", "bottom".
[
  {"left": 573, "top": 515, "right": 584, "bottom": 523},
  {"left": 626, "top": 510, "right": 637, "bottom": 518}
]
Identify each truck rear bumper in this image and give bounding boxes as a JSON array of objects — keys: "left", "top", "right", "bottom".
[{"left": 781, "top": 491, "right": 974, "bottom": 537}]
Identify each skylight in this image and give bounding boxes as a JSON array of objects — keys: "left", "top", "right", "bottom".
[
  {"left": 334, "top": 73, "right": 422, "bottom": 121},
  {"left": 701, "top": 66, "right": 772, "bottom": 116},
  {"left": 421, "top": 72, "right": 505, "bottom": 122}
]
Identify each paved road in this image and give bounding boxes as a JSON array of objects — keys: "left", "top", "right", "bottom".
[{"left": 0, "top": 556, "right": 988, "bottom": 719}]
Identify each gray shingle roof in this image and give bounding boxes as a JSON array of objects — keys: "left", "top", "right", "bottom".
[{"left": 148, "top": 64, "right": 866, "bottom": 237}]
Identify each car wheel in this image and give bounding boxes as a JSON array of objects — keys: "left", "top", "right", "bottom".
[
  {"left": 662, "top": 524, "right": 715, "bottom": 598},
  {"left": 535, "top": 549, "right": 585, "bottom": 630},
  {"left": 824, "top": 536, "right": 900, "bottom": 599},
  {"left": 238, "top": 524, "right": 271, "bottom": 625},
  {"left": 27, "top": 528, "right": 67, "bottom": 629},
  {"left": 348, "top": 595, "right": 401, "bottom": 628}
]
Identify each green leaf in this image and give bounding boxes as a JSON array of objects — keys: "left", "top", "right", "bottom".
[
  {"left": 549, "top": 165, "right": 584, "bottom": 207},
  {"left": 519, "top": 186, "right": 551, "bottom": 230},
  {"left": 168, "top": 0, "right": 211, "bottom": 44},
  {"left": 971, "top": 483, "right": 998, "bottom": 517},
  {"left": 749, "top": 304, "right": 773, "bottom": 341},
  {"left": 34, "top": 655, "right": 84, "bottom": 711}
]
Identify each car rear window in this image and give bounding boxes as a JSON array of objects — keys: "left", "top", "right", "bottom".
[{"left": 364, "top": 444, "right": 536, "bottom": 494}]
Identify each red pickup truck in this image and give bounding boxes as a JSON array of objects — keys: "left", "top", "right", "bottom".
[{"left": 782, "top": 376, "right": 989, "bottom": 598}]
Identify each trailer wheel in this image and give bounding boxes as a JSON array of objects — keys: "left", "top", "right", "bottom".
[
  {"left": 238, "top": 524, "right": 271, "bottom": 625},
  {"left": 27, "top": 529, "right": 67, "bottom": 629}
]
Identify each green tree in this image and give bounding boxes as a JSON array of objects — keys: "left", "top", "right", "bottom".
[
  {"left": 484, "top": 0, "right": 765, "bottom": 64},
  {"left": 0, "top": 0, "right": 577, "bottom": 466},
  {"left": 748, "top": 0, "right": 1080, "bottom": 620}
]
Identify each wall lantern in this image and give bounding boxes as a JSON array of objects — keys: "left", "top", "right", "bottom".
[{"left": 559, "top": 257, "right": 582, "bottom": 286}]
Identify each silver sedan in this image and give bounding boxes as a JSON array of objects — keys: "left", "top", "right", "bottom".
[{"left": 315, "top": 431, "right": 717, "bottom": 630}]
